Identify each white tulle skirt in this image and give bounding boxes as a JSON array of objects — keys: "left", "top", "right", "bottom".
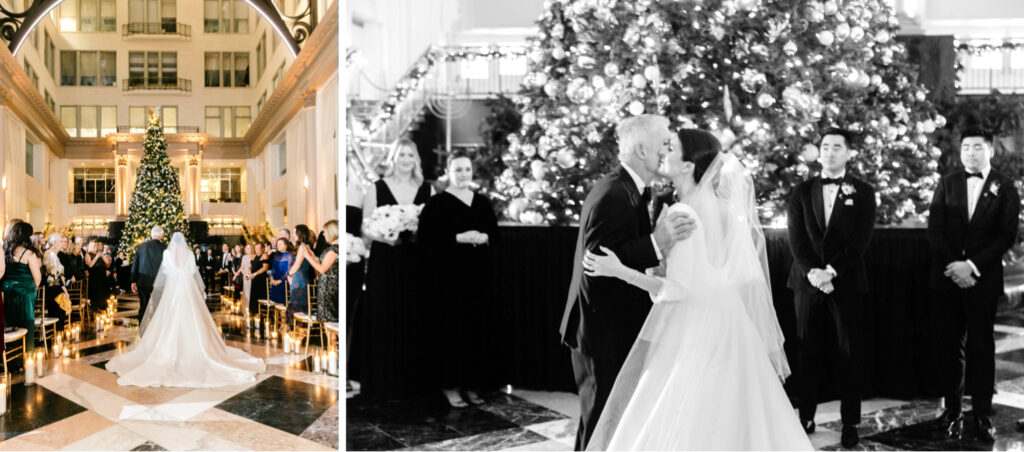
[
  {"left": 588, "top": 281, "right": 813, "bottom": 451},
  {"left": 106, "top": 271, "right": 266, "bottom": 388}
]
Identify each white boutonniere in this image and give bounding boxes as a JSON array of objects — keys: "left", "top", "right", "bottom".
[
  {"left": 990, "top": 182, "right": 1000, "bottom": 197},
  {"left": 841, "top": 183, "right": 856, "bottom": 197}
]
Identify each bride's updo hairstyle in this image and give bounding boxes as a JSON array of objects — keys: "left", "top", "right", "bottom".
[{"left": 676, "top": 129, "right": 722, "bottom": 184}]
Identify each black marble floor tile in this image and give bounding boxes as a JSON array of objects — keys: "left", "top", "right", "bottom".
[
  {"left": 129, "top": 441, "right": 168, "bottom": 451},
  {"left": 348, "top": 394, "right": 521, "bottom": 447},
  {"left": 91, "top": 360, "right": 108, "bottom": 369},
  {"left": 347, "top": 422, "right": 405, "bottom": 451},
  {"left": 407, "top": 427, "right": 549, "bottom": 451},
  {"left": 479, "top": 393, "right": 570, "bottom": 426},
  {"left": 820, "top": 439, "right": 901, "bottom": 451},
  {"left": 215, "top": 375, "right": 338, "bottom": 436},
  {"left": 821, "top": 400, "right": 948, "bottom": 438},
  {"left": 0, "top": 383, "right": 88, "bottom": 441},
  {"left": 997, "top": 311, "right": 1024, "bottom": 329},
  {"left": 996, "top": 331, "right": 1014, "bottom": 341},
  {"left": 997, "top": 360, "right": 1024, "bottom": 382},
  {"left": 868, "top": 404, "right": 1024, "bottom": 451},
  {"left": 999, "top": 375, "right": 1024, "bottom": 395},
  {"left": 997, "top": 348, "right": 1024, "bottom": 365}
]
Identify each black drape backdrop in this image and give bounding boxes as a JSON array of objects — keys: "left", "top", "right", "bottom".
[
  {"left": 481, "top": 226, "right": 944, "bottom": 399},
  {"left": 351, "top": 226, "right": 946, "bottom": 399}
]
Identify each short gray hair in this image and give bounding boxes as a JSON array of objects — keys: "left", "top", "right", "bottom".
[
  {"left": 150, "top": 226, "right": 165, "bottom": 238},
  {"left": 617, "top": 114, "right": 670, "bottom": 158}
]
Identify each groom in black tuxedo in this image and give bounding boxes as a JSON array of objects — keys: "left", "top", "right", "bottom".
[
  {"left": 560, "top": 114, "right": 694, "bottom": 451},
  {"left": 788, "top": 128, "right": 876, "bottom": 449},
  {"left": 131, "top": 226, "right": 167, "bottom": 319},
  {"left": 929, "top": 130, "right": 1020, "bottom": 443}
]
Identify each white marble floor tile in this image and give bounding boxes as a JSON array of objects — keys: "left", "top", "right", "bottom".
[
  {"left": 511, "top": 390, "right": 578, "bottom": 419},
  {"left": 524, "top": 419, "right": 576, "bottom": 447},
  {"left": 119, "top": 410, "right": 249, "bottom": 451},
  {"left": 502, "top": 439, "right": 572, "bottom": 451},
  {"left": 38, "top": 373, "right": 149, "bottom": 422},
  {"left": 59, "top": 424, "right": 151, "bottom": 451},
  {"left": 149, "top": 377, "right": 266, "bottom": 421}
]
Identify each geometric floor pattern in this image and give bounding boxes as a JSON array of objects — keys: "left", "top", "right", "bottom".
[
  {"left": 0, "top": 295, "right": 339, "bottom": 451},
  {"left": 347, "top": 310, "right": 1024, "bottom": 451}
]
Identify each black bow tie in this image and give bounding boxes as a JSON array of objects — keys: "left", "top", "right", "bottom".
[
  {"left": 821, "top": 177, "right": 843, "bottom": 186},
  {"left": 966, "top": 172, "right": 983, "bottom": 179}
]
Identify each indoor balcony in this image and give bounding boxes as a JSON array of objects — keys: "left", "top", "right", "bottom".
[
  {"left": 122, "top": 77, "right": 192, "bottom": 94},
  {"left": 117, "top": 125, "right": 201, "bottom": 134},
  {"left": 122, "top": 22, "right": 192, "bottom": 39}
]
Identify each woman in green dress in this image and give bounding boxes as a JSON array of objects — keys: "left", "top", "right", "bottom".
[{"left": 3, "top": 221, "right": 42, "bottom": 353}]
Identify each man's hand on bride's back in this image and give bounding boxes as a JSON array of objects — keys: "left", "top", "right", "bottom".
[{"left": 654, "top": 211, "right": 696, "bottom": 251}]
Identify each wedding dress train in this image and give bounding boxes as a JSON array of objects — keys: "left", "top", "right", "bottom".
[{"left": 106, "top": 233, "right": 266, "bottom": 387}]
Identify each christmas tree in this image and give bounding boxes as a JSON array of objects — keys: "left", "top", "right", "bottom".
[
  {"left": 119, "top": 111, "right": 190, "bottom": 262},
  {"left": 494, "top": 0, "right": 944, "bottom": 226}
]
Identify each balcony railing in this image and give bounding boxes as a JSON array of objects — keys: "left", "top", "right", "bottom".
[
  {"left": 960, "top": 68, "right": 1024, "bottom": 94},
  {"left": 116, "top": 125, "right": 200, "bottom": 134},
  {"left": 122, "top": 22, "right": 191, "bottom": 38},
  {"left": 123, "top": 77, "right": 192, "bottom": 93}
]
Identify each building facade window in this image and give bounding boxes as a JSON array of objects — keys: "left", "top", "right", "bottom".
[
  {"left": 129, "top": 106, "right": 178, "bottom": 132},
  {"left": 71, "top": 168, "right": 116, "bottom": 204},
  {"left": 256, "top": 34, "right": 266, "bottom": 81},
  {"left": 60, "top": 106, "right": 116, "bottom": 137},
  {"left": 204, "top": 106, "right": 251, "bottom": 138},
  {"left": 45, "top": 91, "right": 55, "bottom": 113},
  {"left": 60, "top": 50, "right": 116, "bottom": 86},
  {"left": 201, "top": 167, "right": 244, "bottom": 203},
  {"left": 204, "top": 52, "right": 249, "bottom": 87},
  {"left": 25, "top": 140, "right": 34, "bottom": 179},
  {"left": 272, "top": 61, "right": 285, "bottom": 90},
  {"left": 44, "top": 32, "right": 55, "bottom": 78},
  {"left": 25, "top": 64, "right": 39, "bottom": 90},
  {"left": 204, "top": 0, "right": 248, "bottom": 33},
  {"left": 129, "top": 0, "right": 177, "bottom": 32},
  {"left": 128, "top": 51, "right": 177, "bottom": 87},
  {"left": 256, "top": 91, "right": 266, "bottom": 114},
  {"left": 278, "top": 140, "right": 286, "bottom": 176},
  {"left": 58, "top": 0, "right": 116, "bottom": 32}
]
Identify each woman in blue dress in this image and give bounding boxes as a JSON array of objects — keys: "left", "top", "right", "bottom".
[
  {"left": 269, "top": 238, "right": 294, "bottom": 309},
  {"left": 286, "top": 225, "right": 316, "bottom": 328}
]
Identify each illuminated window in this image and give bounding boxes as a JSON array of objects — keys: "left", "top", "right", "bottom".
[
  {"left": 60, "top": 106, "right": 116, "bottom": 137},
  {"left": 201, "top": 167, "right": 244, "bottom": 203},
  {"left": 71, "top": 168, "right": 116, "bottom": 204}
]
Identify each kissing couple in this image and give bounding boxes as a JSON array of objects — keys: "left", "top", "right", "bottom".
[{"left": 559, "top": 114, "right": 812, "bottom": 450}]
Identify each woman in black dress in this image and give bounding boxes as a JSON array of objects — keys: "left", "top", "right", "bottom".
[
  {"left": 85, "top": 241, "right": 111, "bottom": 312},
  {"left": 352, "top": 138, "right": 434, "bottom": 401},
  {"left": 346, "top": 176, "right": 365, "bottom": 379},
  {"left": 418, "top": 152, "right": 498, "bottom": 408},
  {"left": 248, "top": 242, "right": 271, "bottom": 314}
]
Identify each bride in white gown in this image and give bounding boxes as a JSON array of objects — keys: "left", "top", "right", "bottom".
[
  {"left": 582, "top": 129, "right": 812, "bottom": 451},
  {"left": 106, "top": 232, "right": 266, "bottom": 387}
]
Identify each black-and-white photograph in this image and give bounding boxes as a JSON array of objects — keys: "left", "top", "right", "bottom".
[{"left": 345, "top": 0, "right": 1024, "bottom": 450}]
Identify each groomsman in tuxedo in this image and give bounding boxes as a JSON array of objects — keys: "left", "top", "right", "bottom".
[
  {"left": 788, "top": 128, "right": 876, "bottom": 449},
  {"left": 929, "top": 130, "right": 1020, "bottom": 443}
]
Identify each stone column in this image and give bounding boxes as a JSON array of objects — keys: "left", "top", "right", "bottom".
[
  {"left": 114, "top": 152, "right": 130, "bottom": 218},
  {"left": 186, "top": 153, "right": 202, "bottom": 219},
  {"left": 301, "top": 88, "right": 318, "bottom": 228}
]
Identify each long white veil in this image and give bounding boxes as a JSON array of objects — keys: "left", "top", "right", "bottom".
[
  {"left": 141, "top": 232, "right": 205, "bottom": 336},
  {"left": 688, "top": 152, "right": 789, "bottom": 378}
]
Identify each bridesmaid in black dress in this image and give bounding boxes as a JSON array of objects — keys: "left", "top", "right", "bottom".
[
  {"left": 346, "top": 176, "right": 365, "bottom": 381},
  {"left": 85, "top": 241, "right": 111, "bottom": 312},
  {"left": 352, "top": 138, "right": 434, "bottom": 401},
  {"left": 418, "top": 152, "right": 498, "bottom": 408},
  {"left": 248, "top": 242, "right": 271, "bottom": 314}
]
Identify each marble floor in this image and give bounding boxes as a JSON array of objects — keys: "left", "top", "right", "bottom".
[
  {"left": 0, "top": 294, "right": 339, "bottom": 451},
  {"left": 346, "top": 310, "right": 1024, "bottom": 451}
]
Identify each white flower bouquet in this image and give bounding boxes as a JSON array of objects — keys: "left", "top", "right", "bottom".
[
  {"left": 346, "top": 233, "right": 369, "bottom": 263},
  {"left": 363, "top": 204, "right": 424, "bottom": 243}
]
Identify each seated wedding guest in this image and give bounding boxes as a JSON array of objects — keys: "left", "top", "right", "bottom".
[
  {"left": 43, "top": 233, "right": 72, "bottom": 329},
  {"left": 237, "top": 244, "right": 254, "bottom": 308},
  {"left": 269, "top": 238, "right": 294, "bottom": 310},
  {"left": 419, "top": 152, "right": 499, "bottom": 408},
  {"left": 3, "top": 221, "right": 41, "bottom": 353},
  {"left": 248, "top": 242, "right": 271, "bottom": 315},
  {"left": 286, "top": 225, "right": 317, "bottom": 326},
  {"left": 305, "top": 221, "right": 339, "bottom": 324},
  {"left": 929, "top": 130, "right": 1021, "bottom": 443},
  {"left": 57, "top": 236, "right": 76, "bottom": 283},
  {"left": 85, "top": 241, "right": 112, "bottom": 313},
  {"left": 352, "top": 138, "right": 435, "bottom": 400}
]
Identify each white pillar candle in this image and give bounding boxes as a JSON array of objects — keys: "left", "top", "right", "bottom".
[
  {"left": 35, "top": 351, "right": 44, "bottom": 377},
  {"left": 328, "top": 349, "right": 338, "bottom": 375},
  {"left": 0, "top": 383, "right": 7, "bottom": 415},
  {"left": 24, "top": 358, "right": 34, "bottom": 385},
  {"left": 283, "top": 334, "right": 291, "bottom": 353},
  {"left": 313, "top": 353, "right": 321, "bottom": 372}
]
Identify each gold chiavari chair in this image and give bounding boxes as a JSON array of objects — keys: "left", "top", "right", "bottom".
[
  {"left": 257, "top": 277, "right": 272, "bottom": 328},
  {"left": 293, "top": 284, "right": 321, "bottom": 354},
  {"left": 34, "top": 287, "right": 58, "bottom": 352},
  {"left": 68, "top": 280, "right": 87, "bottom": 326},
  {"left": 272, "top": 281, "right": 288, "bottom": 334},
  {"left": 3, "top": 327, "right": 27, "bottom": 374}
]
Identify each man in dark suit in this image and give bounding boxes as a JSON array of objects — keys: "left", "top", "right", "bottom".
[
  {"left": 559, "top": 114, "right": 694, "bottom": 451},
  {"left": 131, "top": 226, "right": 167, "bottom": 320},
  {"left": 929, "top": 130, "right": 1020, "bottom": 443},
  {"left": 788, "top": 128, "right": 876, "bottom": 449}
]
